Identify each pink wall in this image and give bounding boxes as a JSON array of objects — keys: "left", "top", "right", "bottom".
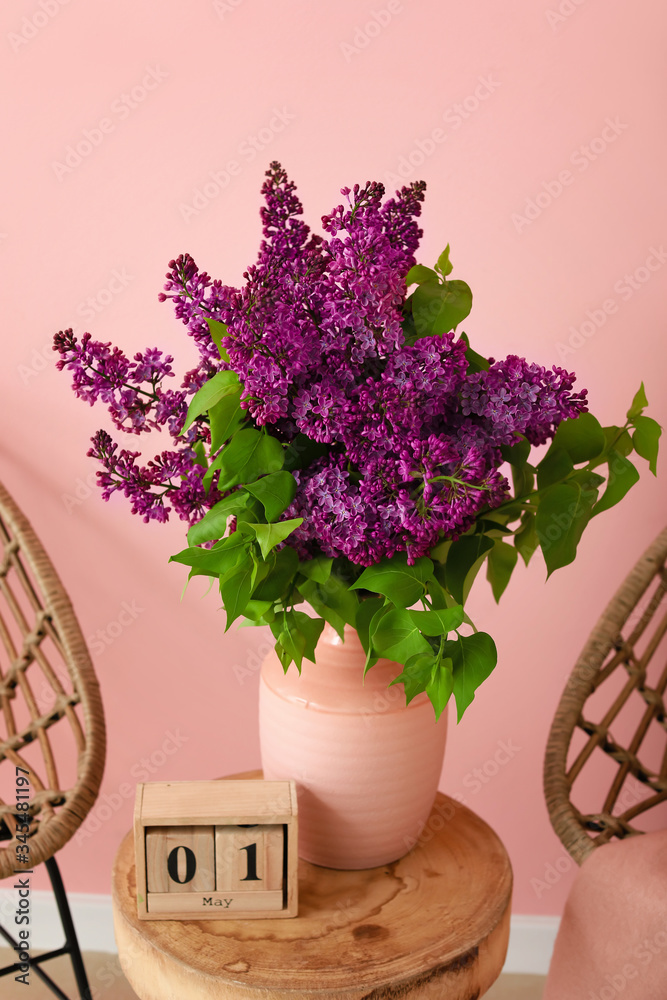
[{"left": 1, "top": 0, "right": 665, "bottom": 919}]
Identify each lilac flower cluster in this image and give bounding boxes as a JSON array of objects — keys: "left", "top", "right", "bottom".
[
  {"left": 55, "top": 162, "right": 588, "bottom": 558},
  {"left": 88, "top": 430, "right": 208, "bottom": 524},
  {"left": 53, "top": 329, "right": 211, "bottom": 523},
  {"left": 282, "top": 345, "right": 587, "bottom": 564}
]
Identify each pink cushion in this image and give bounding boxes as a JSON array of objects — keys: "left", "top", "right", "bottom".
[{"left": 543, "top": 829, "right": 667, "bottom": 999}]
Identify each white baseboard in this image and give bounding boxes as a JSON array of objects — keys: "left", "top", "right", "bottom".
[
  {"left": 503, "top": 915, "right": 560, "bottom": 974},
  {"left": 0, "top": 889, "right": 114, "bottom": 953},
  {"left": 0, "top": 889, "right": 560, "bottom": 974}
]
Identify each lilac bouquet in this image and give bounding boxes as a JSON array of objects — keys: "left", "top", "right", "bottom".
[{"left": 54, "top": 162, "right": 660, "bottom": 721}]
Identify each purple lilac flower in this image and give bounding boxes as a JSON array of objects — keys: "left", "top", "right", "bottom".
[
  {"left": 462, "top": 356, "right": 588, "bottom": 447},
  {"left": 57, "top": 162, "right": 589, "bottom": 554},
  {"left": 88, "top": 430, "right": 209, "bottom": 525},
  {"left": 53, "top": 329, "right": 186, "bottom": 437}
]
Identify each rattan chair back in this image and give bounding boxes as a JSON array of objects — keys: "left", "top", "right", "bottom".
[
  {"left": 0, "top": 480, "right": 106, "bottom": 878},
  {"left": 544, "top": 526, "right": 667, "bottom": 864}
]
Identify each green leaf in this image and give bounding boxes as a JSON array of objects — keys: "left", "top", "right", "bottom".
[
  {"left": 568, "top": 469, "right": 605, "bottom": 491},
  {"left": 429, "top": 538, "right": 452, "bottom": 564},
  {"left": 244, "top": 471, "right": 297, "bottom": 522},
  {"left": 426, "top": 657, "right": 454, "bottom": 721},
  {"left": 390, "top": 652, "right": 436, "bottom": 706},
  {"left": 511, "top": 464, "right": 535, "bottom": 500},
  {"left": 183, "top": 371, "right": 240, "bottom": 433},
  {"left": 187, "top": 493, "right": 249, "bottom": 546},
  {"left": 298, "top": 573, "right": 359, "bottom": 641},
  {"left": 371, "top": 608, "right": 433, "bottom": 663},
  {"left": 486, "top": 540, "right": 519, "bottom": 603},
  {"left": 355, "top": 596, "right": 385, "bottom": 654},
  {"left": 349, "top": 553, "right": 434, "bottom": 607},
  {"left": 412, "top": 279, "right": 473, "bottom": 337},
  {"left": 206, "top": 318, "right": 230, "bottom": 361},
  {"left": 298, "top": 556, "right": 333, "bottom": 585},
  {"left": 434, "top": 244, "right": 454, "bottom": 277},
  {"left": 192, "top": 440, "right": 208, "bottom": 471},
  {"left": 242, "top": 599, "right": 273, "bottom": 622},
  {"left": 282, "top": 434, "right": 328, "bottom": 472},
  {"left": 408, "top": 606, "right": 464, "bottom": 636},
  {"left": 362, "top": 601, "right": 395, "bottom": 675},
  {"left": 603, "top": 426, "right": 634, "bottom": 457},
  {"left": 474, "top": 517, "right": 513, "bottom": 536},
  {"left": 458, "top": 331, "right": 489, "bottom": 374},
  {"left": 405, "top": 264, "right": 439, "bottom": 286},
  {"left": 425, "top": 577, "right": 451, "bottom": 610},
  {"left": 450, "top": 632, "right": 497, "bottom": 722},
  {"left": 592, "top": 449, "right": 640, "bottom": 517},
  {"left": 245, "top": 518, "right": 303, "bottom": 560},
  {"left": 548, "top": 413, "right": 605, "bottom": 465},
  {"left": 252, "top": 545, "right": 299, "bottom": 602},
  {"left": 219, "top": 560, "right": 254, "bottom": 630},
  {"left": 445, "top": 535, "right": 494, "bottom": 605},
  {"left": 170, "top": 533, "right": 246, "bottom": 576},
  {"left": 500, "top": 436, "right": 531, "bottom": 468},
  {"left": 536, "top": 480, "right": 600, "bottom": 576},
  {"left": 215, "top": 429, "right": 284, "bottom": 492},
  {"left": 626, "top": 382, "right": 648, "bottom": 420},
  {"left": 514, "top": 513, "right": 539, "bottom": 566},
  {"left": 209, "top": 391, "right": 244, "bottom": 454},
  {"left": 271, "top": 611, "right": 325, "bottom": 672},
  {"left": 536, "top": 449, "right": 574, "bottom": 491},
  {"left": 632, "top": 415, "right": 661, "bottom": 475}
]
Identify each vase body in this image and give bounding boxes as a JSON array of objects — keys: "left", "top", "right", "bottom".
[{"left": 259, "top": 624, "right": 448, "bottom": 869}]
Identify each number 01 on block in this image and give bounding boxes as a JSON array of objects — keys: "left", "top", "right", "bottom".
[{"left": 133, "top": 780, "right": 298, "bottom": 919}]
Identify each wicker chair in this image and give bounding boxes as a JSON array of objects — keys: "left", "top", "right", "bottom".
[
  {"left": 544, "top": 525, "right": 667, "bottom": 864},
  {"left": 0, "top": 479, "right": 106, "bottom": 999}
]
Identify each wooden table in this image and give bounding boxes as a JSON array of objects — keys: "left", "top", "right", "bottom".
[{"left": 112, "top": 775, "right": 512, "bottom": 1000}]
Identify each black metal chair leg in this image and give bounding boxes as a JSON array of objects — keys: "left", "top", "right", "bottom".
[
  {"left": 0, "top": 920, "right": 72, "bottom": 999},
  {"left": 45, "top": 856, "right": 92, "bottom": 1000}
]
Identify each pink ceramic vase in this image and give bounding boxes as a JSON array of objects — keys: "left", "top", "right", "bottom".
[{"left": 259, "top": 624, "right": 448, "bottom": 869}]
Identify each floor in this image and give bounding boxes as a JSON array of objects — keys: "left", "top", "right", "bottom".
[{"left": 1, "top": 949, "right": 546, "bottom": 998}]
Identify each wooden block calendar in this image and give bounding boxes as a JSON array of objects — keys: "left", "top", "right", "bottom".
[{"left": 134, "top": 780, "right": 298, "bottom": 919}]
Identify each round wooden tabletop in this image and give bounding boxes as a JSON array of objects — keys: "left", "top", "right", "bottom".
[{"left": 112, "top": 775, "right": 512, "bottom": 1000}]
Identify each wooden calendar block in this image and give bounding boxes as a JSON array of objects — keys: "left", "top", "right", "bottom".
[
  {"left": 215, "top": 824, "right": 284, "bottom": 892},
  {"left": 145, "top": 826, "right": 214, "bottom": 893},
  {"left": 146, "top": 890, "right": 284, "bottom": 915},
  {"left": 134, "top": 779, "right": 298, "bottom": 920}
]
